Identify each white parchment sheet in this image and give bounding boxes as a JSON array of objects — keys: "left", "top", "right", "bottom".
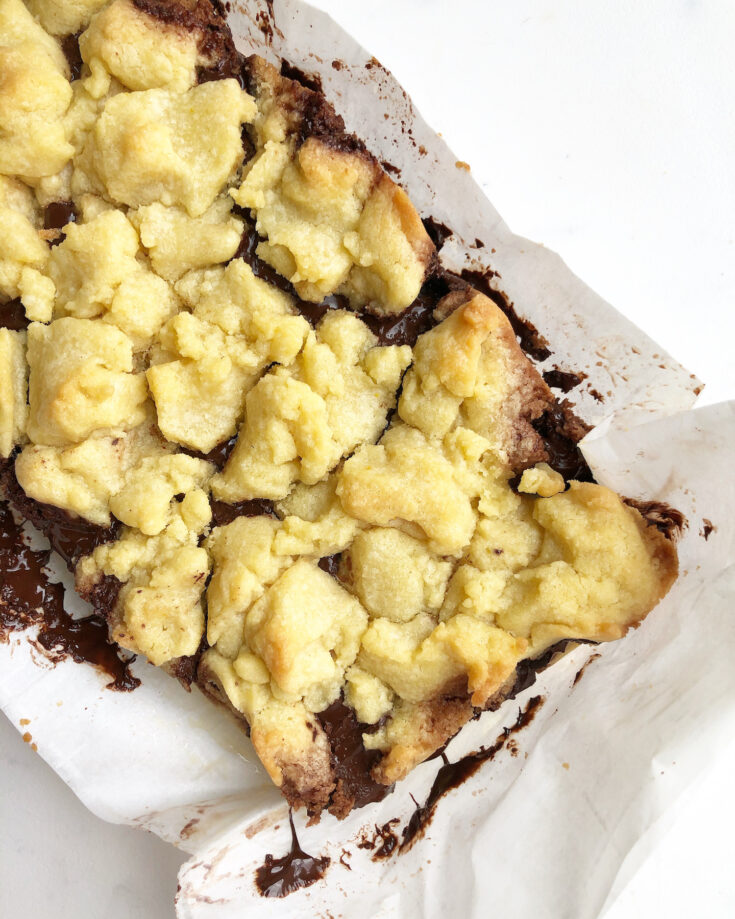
[{"left": 1, "top": 2, "right": 732, "bottom": 917}]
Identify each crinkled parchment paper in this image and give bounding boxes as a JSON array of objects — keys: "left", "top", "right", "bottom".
[{"left": 1, "top": 2, "right": 733, "bottom": 917}]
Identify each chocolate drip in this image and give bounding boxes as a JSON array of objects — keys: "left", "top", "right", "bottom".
[
  {"left": 459, "top": 268, "right": 552, "bottom": 362},
  {"left": 2, "top": 463, "right": 120, "bottom": 569},
  {"left": 623, "top": 499, "right": 686, "bottom": 540},
  {"left": 421, "top": 217, "right": 453, "bottom": 250},
  {"left": 532, "top": 400, "right": 594, "bottom": 483},
  {"left": 210, "top": 498, "right": 276, "bottom": 528},
  {"left": 279, "top": 60, "right": 323, "bottom": 94},
  {"left": 317, "top": 699, "right": 393, "bottom": 818},
  {"left": 61, "top": 33, "right": 83, "bottom": 81},
  {"left": 255, "top": 811, "right": 330, "bottom": 898},
  {"left": 0, "top": 503, "right": 139, "bottom": 691},
  {"left": 0, "top": 299, "right": 28, "bottom": 331},
  {"left": 400, "top": 696, "right": 545, "bottom": 850},
  {"left": 505, "top": 639, "right": 596, "bottom": 701},
  {"left": 542, "top": 367, "right": 586, "bottom": 393}
]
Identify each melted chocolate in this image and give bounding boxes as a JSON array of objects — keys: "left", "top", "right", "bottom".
[
  {"left": 532, "top": 401, "right": 594, "bottom": 483},
  {"left": 61, "top": 33, "right": 83, "bottom": 81},
  {"left": 183, "top": 435, "right": 238, "bottom": 470},
  {"left": 504, "top": 640, "right": 587, "bottom": 701},
  {"left": 210, "top": 498, "right": 276, "bottom": 528},
  {"left": 0, "top": 299, "right": 28, "bottom": 332},
  {"left": 44, "top": 201, "right": 78, "bottom": 232},
  {"left": 0, "top": 503, "right": 139, "bottom": 691},
  {"left": 542, "top": 367, "right": 586, "bottom": 393},
  {"left": 2, "top": 464, "right": 120, "bottom": 570},
  {"left": 357, "top": 820, "right": 400, "bottom": 860},
  {"left": 255, "top": 811, "right": 330, "bottom": 898},
  {"left": 279, "top": 60, "right": 323, "bottom": 94},
  {"left": 459, "top": 268, "right": 552, "bottom": 362},
  {"left": 624, "top": 499, "right": 686, "bottom": 540},
  {"left": 400, "top": 696, "right": 545, "bottom": 850},
  {"left": 422, "top": 217, "right": 453, "bottom": 250},
  {"left": 361, "top": 298, "right": 436, "bottom": 348},
  {"left": 701, "top": 518, "right": 715, "bottom": 540},
  {"left": 317, "top": 699, "right": 393, "bottom": 817},
  {"left": 317, "top": 554, "right": 341, "bottom": 579}
]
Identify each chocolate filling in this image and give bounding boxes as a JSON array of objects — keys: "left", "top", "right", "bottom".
[
  {"left": 531, "top": 400, "right": 594, "bottom": 483},
  {"left": 61, "top": 32, "right": 83, "bottom": 82},
  {"left": 0, "top": 502, "right": 139, "bottom": 691},
  {"left": 2, "top": 463, "right": 120, "bottom": 570},
  {"left": 317, "top": 699, "right": 394, "bottom": 818},
  {"left": 182, "top": 434, "right": 239, "bottom": 470},
  {"left": 210, "top": 498, "right": 276, "bottom": 528},
  {"left": 255, "top": 811, "right": 330, "bottom": 898},
  {"left": 0, "top": 299, "right": 28, "bottom": 332},
  {"left": 44, "top": 201, "right": 78, "bottom": 232},
  {"left": 421, "top": 217, "right": 453, "bottom": 250}
]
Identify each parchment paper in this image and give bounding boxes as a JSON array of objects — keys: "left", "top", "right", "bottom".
[{"left": 1, "top": 2, "right": 732, "bottom": 917}]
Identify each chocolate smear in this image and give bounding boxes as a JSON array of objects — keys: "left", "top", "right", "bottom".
[
  {"left": 701, "top": 518, "right": 715, "bottom": 540},
  {"left": 460, "top": 268, "right": 552, "bottom": 362},
  {"left": 317, "top": 699, "right": 393, "bottom": 818},
  {"left": 422, "top": 217, "right": 453, "bottom": 250},
  {"left": 532, "top": 400, "right": 594, "bottom": 483},
  {"left": 61, "top": 32, "right": 83, "bottom": 81},
  {"left": 0, "top": 299, "right": 28, "bottom": 332},
  {"left": 572, "top": 652, "right": 601, "bottom": 687},
  {"left": 542, "top": 367, "right": 586, "bottom": 393},
  {"left": 400, "top": 696, "right": 545, "bottom": 851},
  {"left": 317, "top": 554, "right": 341, "bottom": 579},
  {"left": 0, "top": 502, "right": 139, "bottom": 691},
  {"left": 624, "top": 499, "right": 687, "bottom": 540},
  {"left": 279, "top": 59, "right": 323, "bottom": 94},
  {"left": 255, "top": 811, "right": 330, "bottom": 898}
]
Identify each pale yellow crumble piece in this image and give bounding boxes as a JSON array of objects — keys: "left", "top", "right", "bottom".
[
  {"left": 79, "top": 0, "right": 200, "bottom": 99},
  {"left": 518, "top": 462, "right": 566, "bottom": 497},
  {"left": 26, "top": 317, "right": 148, "bottom": 446},
  {"left": 49, "top": 209, "right": 178, "bottom": 348},
  {"left": 495, "top": 481, "right": 677, "bottom": 655},
  {"left": 212, "top": 311, "right": 411, "bottom": 502},
  {"left": 131, "top": 198, "right": 243, "bottom": 281},
  {"left": 199, "top": 646, "right": 331, "bottom": 799},
  {"left": 0, "top": 328, "right": 28, "bottom": 458},
  {"left": 244, "top": 560, "right": 368, "bottom": 712},
  {"left": 0, "top": 208, "right": 54, "bottom": 322},
  {"left": 25, "top": 0, "right": 109, "bottom": 36},
  {"left": 337, "top": 423, "right": 483, "bottom": 557},
  {"left": 274, "top": 476, "right": 360, "bottom": 558},
  {"left": 399, "top": 291, "right": 551, "bottom": 468},
  {"left": 77, "top": 493, "right": 212, "bottom": 665},
  {"left": 15, "top": 419, "right": 173, "bottom": 526},
  {"left": 205, "top": 516, "right": 291, "bottom": 659},
  {"left": 232, "top": 135, "right": 433, "bottom": 311},
  {"left": 0, "top": 175, "right": 40, "bottom": 225},
  {"left": 0, "top": 0, "right": 74, "bottom": 179},
  {"left": 75, "top": 80, "right": 256, "bottom": 217},
  {"left": 109, "top": 453, "right": 214, "bottom": 536},
  {"left": 346, "top": 527, "right": 452, "bottom": 623},
  {"left": 147, "top": 259, "right": 309, "bottom": 453},
  {"left": 344, "top": 665, "right": 393, "bottom": 725},
  {"left": 358, "top": 611, "right": 526, "bottom": 707}
]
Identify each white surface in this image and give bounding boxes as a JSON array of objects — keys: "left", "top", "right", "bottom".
[{"left": 2, "top": 1, "right": 733, "bottom": 917}]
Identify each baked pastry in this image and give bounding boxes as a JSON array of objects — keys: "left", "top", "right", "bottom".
[{"left": 0, "top": 0, "right": 678, "bottom": 820}]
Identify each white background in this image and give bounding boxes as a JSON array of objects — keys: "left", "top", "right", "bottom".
[{"left": 2, "top": 0, "right": 734, "bottom": 916}]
